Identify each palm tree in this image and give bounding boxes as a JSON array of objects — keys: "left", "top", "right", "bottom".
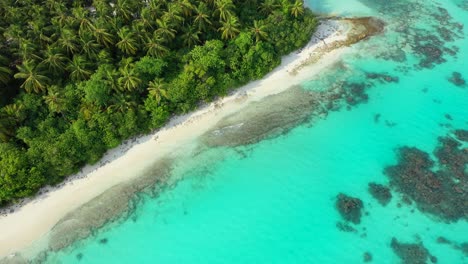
[
  {"left": 68, "top": 55, "right": 92, "bottom": 82},
  {"left": 80, "top": 33, "right": 101, "bottom": 60},
  {"left": 14, "top": 60, "right": 50, "bottom": 93},
  {"left": 3, "top": 103, "right": 25, "bottom": 123},
  {"left": 250, "top": 20, "right": 268, "bottom": 42},
  {"left": 155, "top": 19, "right": 177, "bottom": 41},
  {"left": 182, "top": 26, "right": 201, "bottom": 48},
  {"left": 290, "top": 0, "right": 304, "bottom": 18},
  {"left": 43, "top": 88, "right": 65, "bottom": 114},
  {"left": 16, "top": 39, "right": 41, "bottom": 62},
  {"left": 259, "top": 0, "right": 279, "bottom": 15},
  {"left": 145, "top": 33, "right": 169, "bottom": 58},
  {"left": 114, "top": 0, "right": 134, "bottom": 22},
  {"left": 179, "top": 0, "right": 194, "bottom": 17},
  {"left": 93, "top": 26, "right": 114, "bottom": 48},
  {"left": 193, "top": 3, "right": 212, "bottom": 31},
  {"left": 72, "top": 7, "right": 95, "bottom": 37},
  {"left": 215, "top": 0, "right": 234, "bottom": 22},
  {"left": 58, "top": 29, "right": 80, "bottom": 55},
  {"left": 107, "top": 93, "right": 137, "bottom": 113},
  {"left": 218, "top": 16, "right": 240, "bottom": 40},
  {"left": 40, "top": 47, "right": 68, "bottom": 74},
  {"left": 116, "top": 27, "right": 139, "bottom": 55},
  {"left": 147, "top": 78, "right": 168, "bottom": 104},
  {"left": 118, "top": 66, "right": 142, "bottom": 92},
  {"left": 162, "top": 3, "right": 184, "bottom": 26}
]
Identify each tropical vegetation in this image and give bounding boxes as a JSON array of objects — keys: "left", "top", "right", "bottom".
[{"left": 0, "top": 0, "right": 317, "bottom": 205}]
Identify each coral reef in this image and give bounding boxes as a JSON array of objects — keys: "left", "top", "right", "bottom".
[
  {"left": 390, "top": 238, "right": 436, "bottom": 264},
  {"left": 368, "top": 183, "right": 392, "bottom": 206},
  {"left": 335, "top": 193, "right": 364, "bottom": 224}
]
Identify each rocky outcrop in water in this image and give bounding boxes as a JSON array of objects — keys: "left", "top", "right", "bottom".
[
  {"left": 48, "top": 159, "right": 172, "bottom": 251},
  {"left": 391, "top": 238, "right": 437, "bottom": 264},
  {"left": 368, "top": 183, "right": 392, "bottom": 206},
  {"left": 335, "top": 193, "right": 364, "bottom": 224},
  {"left": 448, "top": 72, "right": 466, "bottom": 87}
]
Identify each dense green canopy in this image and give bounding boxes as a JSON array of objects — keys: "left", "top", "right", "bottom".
[{"left": 0, "top": 0, "right": 317, "bottom": 205}]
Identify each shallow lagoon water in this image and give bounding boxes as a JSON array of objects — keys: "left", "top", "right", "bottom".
[{"left": 43, "top": 0, "right": 468, "bottom": 263}]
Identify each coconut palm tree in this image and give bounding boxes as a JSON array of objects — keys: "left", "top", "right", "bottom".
[
  {"left": 250, "top": 20, "right": 268, "bottom": 42},
  {"left": 218, "top": 16, "right": 240, "bottom": 39},
  {"left": 147, "top": 78, "right": 168, "bottom": 104},
  {"left": 40, "top": 47, "right": 68, "bottom": 74},
  {"left": 179, "top": 0, "right": 194, "bottom": 17},
  {"left": 72, "top": 7, "right": 95, "bottom": 37},
  {"left": 116, "top": 27, "right": 139, "bottom": 55},
  {"left": 43, "top": 88, "right": 65, "bottom": 114},
  {"left": 290, "top": 0, "right": 304, "bottom": 18},
  {"left": 258, "top": 0, "right": 279, "bottom": 15},
  {"left": 145, "top": 33, "right": 169, "bottom": 58},
  {"left": 93, "top": 26, "right": 114, "bottom": 48},
  {"left": 215, "top": 0, "right": 234, "bottom": 22},
  {"left": 80, "top": 33, "right": 101, "bottom": 60},
  {"left": 107, "top": 93, "right": 137, "bottom": 113},
  {"left": 193, "top": 3, "right": 212, "bottom": 31},
  {"left": 155, "top": 19, "right": 177, "bottom": 41},
  {"left": 114, "top": 0, "right": 134, "bottom": 22},
  {"left": 182, "top": 26, "right": 201, "bottom": 48},
  {"left": 68, "top": 55, "right": 92, "bottom": 82},
  {"left": 162, "top": 3, "right": 184, "bottom": 26},
  {"left": 58, "top": 29, "right": 80, "bottom": 55},
  {"left": 14, "top": 60, "right": 50, "bottom": 93},
  {"left": 118, "top": 66, "right": 142, "bottom": 92},
  {"left": 16, "top": 39, "right": 41, "bottom": 62}
]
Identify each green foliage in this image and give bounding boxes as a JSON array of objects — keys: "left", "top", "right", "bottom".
[{"left": 0, "top": 0, "right": 317, "bottom": 206}]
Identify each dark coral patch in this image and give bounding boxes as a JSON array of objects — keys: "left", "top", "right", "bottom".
[
  {"left": 336, "top": 193, "right": 364, "bottom": 224},
  {"left": 366, "top": 72, "right": 400, "bottom": 83},
  {"left": 384, "top": 132, "right": 468, "bottom": 222},
  {"left": 363, "top": 252, "right": 373, "bottom": 262},
  {"left": 99, "top": 238, "right": 108, "bottom": 244},
  {"left": 391, "top": 238, "right": 436, "bottom": 264},
  {"left": 448, "top": 72, "right": 466, "bottom": 87},
  {"left": 454, "top": 130, "right": 468, "bottom": 142},
  {"left": 368, "top": 183, "right": 392, "bottom": 206},
  {"left": 336, "top": 221, "right": 357, "bottom": 233}
]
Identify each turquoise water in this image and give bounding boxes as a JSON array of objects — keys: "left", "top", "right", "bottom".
[{"left": 44, "top": 0, "right": 468, "bottom": 263}]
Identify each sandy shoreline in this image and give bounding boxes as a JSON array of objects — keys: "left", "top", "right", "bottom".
[{"left": 0, "top": 19, "right": 360, "bottom": 259}]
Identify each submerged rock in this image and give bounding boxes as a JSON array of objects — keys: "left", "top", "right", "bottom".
[
  {"left": 448, "top": 72, "right": 466, "bottom": 87},
  {"left": 391, "top": 238, "right": 436, "bottom": 264},
  {"left": 454, "top": 129, "right": 468, "bottom": 142},
  {"left": 363, "top": 252, "right": 373, "bottom": 262},
  {"left": 201, "top": 87, "right": 328, "bottom": 147},
  {"left": 336, "top": 221, "right": 357, "bottom": 233},
  {"left": 48, "top": 159, "right": 172, "bottom": 251},
  {"left": 365, "top": 72, "right": 399, "bottom": 83},
  {"left": 368, "top": 183, "right": 392, "bottom": 206},
  {"left": 335, "top": 193, "right": 364, "bottom": 224}
]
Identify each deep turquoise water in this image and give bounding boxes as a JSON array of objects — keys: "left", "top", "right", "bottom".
[{"left": 43, "top": 0, "right": 467, "bottom": 263}]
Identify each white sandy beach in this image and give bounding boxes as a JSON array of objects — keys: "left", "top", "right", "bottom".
[{"left": 0, "top": 20, "right": 353, "bottom": 258}]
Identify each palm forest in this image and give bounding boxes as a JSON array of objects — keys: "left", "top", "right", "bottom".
[{"left": 0, "top": 0, "right": 317, "bottom": 205}]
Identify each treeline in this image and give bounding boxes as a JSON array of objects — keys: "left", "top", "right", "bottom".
[{"left": 0, "top": 0, "right": 317, "bottom": 205}]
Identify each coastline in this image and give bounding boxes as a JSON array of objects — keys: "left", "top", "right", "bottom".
[{"left": 0, "top": 18, "right": 380, "bottom": 259}]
